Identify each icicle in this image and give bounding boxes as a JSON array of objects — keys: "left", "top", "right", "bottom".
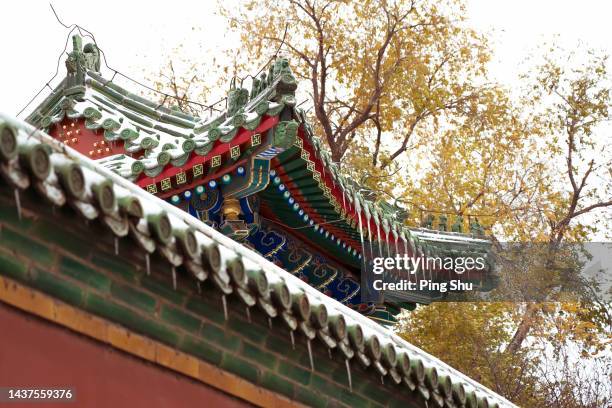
[
  {"left": 376, "top": 222, "right": 383, "bottom": 258},
  {"left": 145, "top": 253, "right": 151, "bottom": 276},
  {"left": 14, "top": 189, "right": 21, "bottom": 220},
  {"left": 196, "top": 281, "right": 202, "bottom": 294},
  {"left": 355, "top": 196, "right": 366, "bottom": 267},
  {"left": 307, "top": 339, "right": 315, "bottom": 371},
  {"left": 394, "top": 233, "right": 399, "bottom": 256},
  {"left": 342, "top": 190, "right": 346, "bottom": 208},
  {"left": 345, "top": 359, "right": 353, "bottom": 392},
  {"left": 245, "top": 307, "right": 251, "bottom": 323},
  {"left": 367, "top": 219, "right": 373, "bottom": 256},
  {"left": 357, "top": 210, "right": 365, "bottom": 251},
  {"left": 380, "top": 376, "right": 384, "bottom": 385},
  {"left": 221, "top": 295, "right": 229, "bottom": 320},
  {"left": 385, "top": 231, "right": 392, "bottom": 259},
  {"left": 172, "top": 267, "right": 177, "bottom": 290},
  {"left": 290, "top": 330, "right": 295, "bottom": 350},
  {"left": 114, "top": 237, "right": 119, "bottom": 255}
]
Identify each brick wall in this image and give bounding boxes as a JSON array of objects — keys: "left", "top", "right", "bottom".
[
  {"left": 0, "top": 185, "right": 422, "bottom": 408},
  {"left": 0, "top": 303, "right": 251, "bottom": 408}
]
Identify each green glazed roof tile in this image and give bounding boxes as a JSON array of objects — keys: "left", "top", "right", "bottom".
[
  {"left": 25, "top": 36, "right": 493, "bottom": 296},
  {"left": 0, "top": 113, "right": 515, "bottom": 408}
]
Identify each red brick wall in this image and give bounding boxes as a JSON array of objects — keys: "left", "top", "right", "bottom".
[{"left": 0, "top": 303, "right": 250, "bottom": 408}]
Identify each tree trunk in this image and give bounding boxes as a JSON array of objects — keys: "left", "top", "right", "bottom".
[{"left": 506, "top": 303, "right": 539, "bottom": 354}]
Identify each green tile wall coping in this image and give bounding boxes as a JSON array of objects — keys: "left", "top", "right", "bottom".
[{"left": 0, "top": 113, "right": 513, "bottom": 408}]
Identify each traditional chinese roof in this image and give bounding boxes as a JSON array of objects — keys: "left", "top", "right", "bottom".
[
  {"left": 26, "top": 36, "right": 494, "bottom": 283},
  {"left": 0, "top": 113, "right": 515, "bottom": 408},
  {"left": 26, "top": 37, "right": 292, "bottom": 183}
]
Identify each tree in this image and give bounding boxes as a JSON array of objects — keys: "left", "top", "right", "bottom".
[
  {"left": 505, "top": 45, "right": 612, "bottom": 353},
  {"left": 399, "top": 302, "right": 611, "bottom": 408},
  {"left": 396, "top": 86, "right": 537, "bottom": 230},
  {"left": 398, "top": 303, "right": 542, "bottom": 407},
  {"left": 220, "top": 0, "right": 492, "bottom": 167},
  {"left": 398, "top": 45, "right": 611, "bottom": 407},
  {"left": 142, "top": 28, "right": 241, "bottom": 118}
]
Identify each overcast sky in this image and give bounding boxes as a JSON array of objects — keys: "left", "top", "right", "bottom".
[
  {"left": 2, "top": 0, "right": 612, "bottom": 116},
  {"left": 0, "top": 1, "right": 610, "bottom": 246}
]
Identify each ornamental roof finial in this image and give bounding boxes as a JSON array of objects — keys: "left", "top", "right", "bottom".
[{"left": 65, "top": 35, "right": 101, "bottom": 76}]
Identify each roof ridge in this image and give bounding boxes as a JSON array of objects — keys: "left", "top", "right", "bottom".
[{"left": 85, "top": 71, "right": 201, "bottom": 123}]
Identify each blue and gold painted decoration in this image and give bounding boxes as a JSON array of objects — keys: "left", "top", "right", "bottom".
[
  {"left": 246, "top": 221, "right": 366, "bottom": 308},
  {"left": 167, "top": 178, "right": 400, "bottom": 323},
  {"left": 200, "top": 185, "right": 222, "bottom": 220},
  {"left": 169, "top": 181, "right": 223, "bottom": 226},
  {"left": 328, "top": 276, "right": 361, "bottom": 305},
  {"left": 239, "top": 194, "right": 259, "bottom": 225},
  {"left": 223, "top": 157, "right": 271, "bottom": 199},
  {"left": 248, "top": 224, "right": 287, "bottom": 260}
]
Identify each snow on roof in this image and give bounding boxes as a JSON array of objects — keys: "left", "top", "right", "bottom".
[{"left": 0, "top": 112, "right": 516, "bottom": 408}]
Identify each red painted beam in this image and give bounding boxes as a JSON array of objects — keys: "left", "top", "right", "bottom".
[{"left": 135, "top": 115, "right": 280, "bottom": 190}]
